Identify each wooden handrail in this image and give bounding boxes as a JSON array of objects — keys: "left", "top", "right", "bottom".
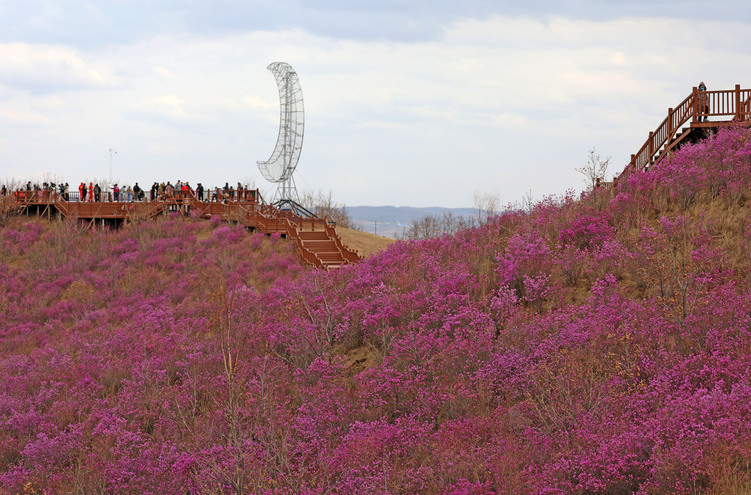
[
  {"left": 620, "top": 84, "right": 751, "bottom": 181},
  {"left": 324, "top": 223, "right": 361, "bottom": 263}
]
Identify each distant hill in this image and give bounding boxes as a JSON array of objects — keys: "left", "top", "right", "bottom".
[{"left": 347, "top": 205, "right": 476, "bottom": 237}]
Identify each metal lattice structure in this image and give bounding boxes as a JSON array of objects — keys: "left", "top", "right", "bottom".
[{"left": 257, "top": 62, "right": 306, "bottom": 212}]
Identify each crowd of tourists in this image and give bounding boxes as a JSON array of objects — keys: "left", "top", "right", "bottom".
[{"left": 0, "top": 180, "right": 258, "bottom": 203}]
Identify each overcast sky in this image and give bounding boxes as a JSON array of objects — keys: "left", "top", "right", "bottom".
[{"left": 2, "top": 1, "right": 750, "bottom": 207}]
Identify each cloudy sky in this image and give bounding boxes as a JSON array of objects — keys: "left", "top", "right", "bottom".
[{"left": 2, "top": 1, "right": 750, "bottom": 207}]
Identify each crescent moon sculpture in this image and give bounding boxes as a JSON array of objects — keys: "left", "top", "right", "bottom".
[{"left": 257, "top": 62, "right": 305, "bottom": 207}]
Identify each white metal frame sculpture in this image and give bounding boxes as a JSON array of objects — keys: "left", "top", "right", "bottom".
[{"left": 257, "top": 62, "right": 305, "bottom": 210}]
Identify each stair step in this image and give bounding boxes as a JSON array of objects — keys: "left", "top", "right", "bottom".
[
  {"left": 298, "top": 231, "right": 329, "bottom": 240},
  {"left": 316, "top": 250, "right": 344, "bottom": 257},
  {"left": 302, "top": 240, "right": 337, "bottom": 249},
  {"left": 313, "top": 255, "right": 342, "bottom": 261}
]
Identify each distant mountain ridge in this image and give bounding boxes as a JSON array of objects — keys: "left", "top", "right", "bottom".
[{"left": 347, "top": 205, "right": 476, "bottom": 237}]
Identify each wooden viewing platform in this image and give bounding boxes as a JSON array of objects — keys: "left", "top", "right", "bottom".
[
  {"left": 5, "top": 189, "right": 361, "bottom": 270},
  {"left": 600, "top": 84, "right": 751, "bottom": 190}
]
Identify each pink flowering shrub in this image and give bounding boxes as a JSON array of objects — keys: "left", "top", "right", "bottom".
[
  {"left": 558, "top": 209, "right": 615, "bottom": 249},
  {"left": 2, "top": 127, "right": 751, "bottom": 493}
]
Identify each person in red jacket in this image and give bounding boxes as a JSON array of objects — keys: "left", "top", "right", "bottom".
[{"left": 88, "top": 182, "right": 94, "bottom": 202}]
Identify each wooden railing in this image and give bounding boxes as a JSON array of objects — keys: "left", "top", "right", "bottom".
[
  {"left": 54, "top": 194, "right": 70, "bottom": 217},
  {"left": 4, "top": 187, "right": 361, "bottom": 269},
  {"left": 285, "top": 224, "right": 327, "bottom": 267},
  {"left": 737, "top": 93, "right": 751, "bottom": 122},
  {"left": 621, "top": 84, "right": 751, "bottom": 178},
  {"left": 325, "top": 223, "right": 361, "bottom": 263}
]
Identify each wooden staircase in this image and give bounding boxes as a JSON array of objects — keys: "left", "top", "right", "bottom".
[
  {"left": 653, "top": 126, "right": 705, "bottom": 164},
  {"left": 616, "top": 84, "right": 751, "bottom": 180},
  {"left": 596, "top": 84, "right": 751, "bottom": 192},
  {"left": 297, "top": 230, "right": 348, "bottom": 270},
  {"left": 185, "top": 194, "right": 362, "bottom": 269},
  {"left": 258, "top": 215, "right": 360, "bottom": 271}
]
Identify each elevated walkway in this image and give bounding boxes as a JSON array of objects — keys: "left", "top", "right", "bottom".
[
  {"left": 6, "top": 189, "right": 361, "bottom": 270},
  {"left": 601, "top": 84, "right": 751, "bottom": 190}
]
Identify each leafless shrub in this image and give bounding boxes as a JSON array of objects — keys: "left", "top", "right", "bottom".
[
  {"left": 578, "top": 148, "right": 611, "bottom": 192},
  {"left": 299, "top": 189, "right": 358, "bottom": 229},
  {"left": 0, "top": 195, "right": 20, "bottom": 226},
  {"left": 473, "top": 190, "right": 501, "bottom": 225},
  {"left": 399, "top": 211, "right": 478, "bottom": 240}
]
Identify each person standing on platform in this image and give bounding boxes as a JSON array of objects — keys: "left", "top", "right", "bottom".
[
  {"left": 81, "top": 182, "right": 87, "bottom": 202},
  {"left": 698, "top": 82, "right": 709, "bottom": 122},
  {"left": 94, "top": 183, "right": 101, "bottom": 202},
  {"left": 88, "top": 182, "right": 94, "bottom": 202},
  {"left": 113, "top": 184, "right": 120, "bottom": 202}
]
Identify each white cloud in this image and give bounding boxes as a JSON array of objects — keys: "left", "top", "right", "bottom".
[
  {"left": 0, "top": 42, "right": 113, "bottom": 93},
  {"left": 2, "top": 13, "right": 751, "bottom": 207},
  {"left": 153, "top": 67, "right": 174, "bottom": 80},
  {"left": 137, "top": 94, "right": 189, "bottom": 120},
  {"left": 243, "top": 95, "right": 276, "bottom": 110},
  {"left": 0, "top": 109, "right": 48, "bottom": 126}
]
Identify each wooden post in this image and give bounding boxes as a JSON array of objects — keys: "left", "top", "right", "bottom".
[
  {"left": 648, "top": 132, "right": 654, "bottom": 165},
  {"left": 630, "top": 153, "right": 636, "bottom": 170},
  {"left": 691, "top": 86, "right": 698, "bottom": 123},
  {"left": 667, "top": 108, "right": 674, "bottom": 137},
  {"left": 736, "top": 84, "right": 742, "bottom": 121}
]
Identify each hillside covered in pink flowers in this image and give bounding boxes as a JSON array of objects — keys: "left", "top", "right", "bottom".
[{"left": 3, "top": 127, "right": 751, "bottom": 494}]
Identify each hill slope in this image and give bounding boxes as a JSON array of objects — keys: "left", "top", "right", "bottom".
[
  {"left": 336, "top": 226, "right": 396, "bottom": 257},
  {"left": 2, "top": 128, "right": 751, "bottom": 493}
]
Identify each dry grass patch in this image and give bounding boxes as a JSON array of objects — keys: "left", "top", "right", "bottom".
[{"left": 336, "top": 227, "right": 396, "bottom": 257}]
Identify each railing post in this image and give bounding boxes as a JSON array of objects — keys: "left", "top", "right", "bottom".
[
  {"left": 630, "top": 154, "right": 636, "bottom": 171},
  {"left": 648, "top": 132, "right": 654, "bottom": 164},
  {"left": 667, "top": 108, "right": 674, "bottom": 137},
  {"left": 691, "top": 86, "right": 698, "bottom": 123},
  {"left": 736, "top": 84, "right": 742, "bottom": 121}
]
